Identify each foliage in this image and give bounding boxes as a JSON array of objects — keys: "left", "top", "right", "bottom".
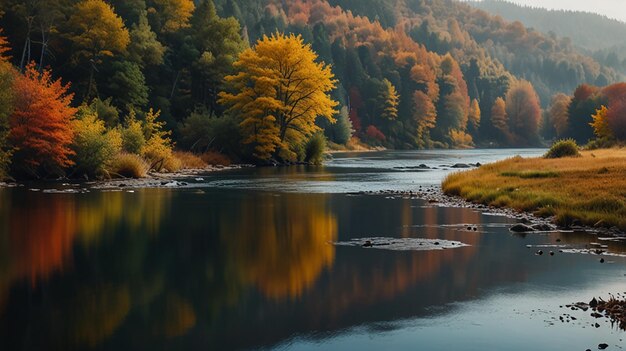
[
  {"left": 127, "top": 10, "right": 166, "bottom": 67},
  {"left": 378, "top": 79, "right": 399, "bottom": 121},
  {"left": 9, "top": 64, "right": 76, "bottom": 177},
  {"left": 325, "top": 106, "right": 353, "bottom": 145},
  {"left": 548, "top": 93, "right": 571, "bottom": 138},
  {"left": 220, "top": 33, "right": 337, "bottom": 162},
  {"left": 90, "top": 98, "right": 120, "bottom": 128},
  {"left": 505, "top": 80, "right": 541, "bottom": 145},
  {"left": 304, "top": 133, "right": 327, "bottom": 165},
  {"left": 108, "top": 153, "right": 149, "bottom": 178},
  {"left": 105, "top": 60, "right": 149, "bottom": 112},
  {"left": 71, "top": 107, "right": 122, "bottom": 178},
  {"left": 140, "top": 109, "right": 177, "bottom": 172},
  {"left": 544, "top": 139, "right": 581, "bottom": 159},
  {"left": 490, "top": 97, "right": 509, "bottom": 144},
  {"left": 365, "top": 125, "right": 386, "bottom": 143},
  {"left": 121, "top": 111, "right": 146, "bottom": 154},
  {"left": 147, "top": 0, "right": 195, "bottom": 33},
  {"left": 177, "top": 110, "right": 241, "bottom": 155},
  {"left": 0, "top": 58, "right": 15, "bottom": 179},
  {"left": 66, "top": 0, "right": 130, "bottom": 98},
  {"left": 590, "top": 105, "right": 613, "bottom": 140}
]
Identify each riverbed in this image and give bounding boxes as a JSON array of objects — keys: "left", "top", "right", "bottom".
[{"left": 1, "top": 149, "right": 625, "bottom": 350}]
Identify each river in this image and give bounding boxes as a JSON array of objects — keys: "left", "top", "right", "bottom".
[{"left": 0, "top": 149, "right": 625, "bottom": 350}]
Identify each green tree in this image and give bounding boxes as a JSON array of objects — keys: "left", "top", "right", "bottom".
[{"left": 127, "top": 10, "right": 166, "bottom": 67}]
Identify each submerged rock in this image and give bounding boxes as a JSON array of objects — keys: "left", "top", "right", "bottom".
[
  {"left": 510, "top": 224, "right": 535, "bottom": 233},
  {"left": 335, "top": 237, "right": 469, "bottom": 251}
]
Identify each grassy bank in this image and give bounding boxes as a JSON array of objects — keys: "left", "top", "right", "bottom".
[{"left": 442, "top": 148, "right": 626, "bottom": 231}]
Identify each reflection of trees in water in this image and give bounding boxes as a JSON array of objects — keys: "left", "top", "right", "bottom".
[
  {"left": 224, "top": 193, "right": 338, "bottom": 299},
  {"left": 0, "top": 189, "right": 171, "bottom": 349}
]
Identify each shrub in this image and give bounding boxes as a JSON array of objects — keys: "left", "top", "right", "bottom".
[
  {"left": 174, "top": 151, "right": 207, "bottom": 169},
  {"left": 585, "top": 137, "right": 617, "bottom": 150},
  {"left": 178, "top": 111, "right": 241, "bottom": 155},
  {"left": 365, "top": 125, "right": 386, "bottom": 143},
  {"left": 200, "top": 151, "right": 231, "bottom": 166},
  {"left": 304, "top": 133, "right": 327, "bottom": 164},
  {"left": 90, "top": 97, "right": 119, "bottom": 128},
  {"left": 121, "top": 111, "right": 145, "bottom": 154},
  {"left": 141, "top": 109, "right": 176, "bottom": 172},
  {"left": 544, "top": 139, "right": 581, "bottom": 159},
  {"left": 108, "top": 153, "right": 148, "bottom": 178},
  {"left": 71, "top": 109, "right": 122, "bottom": 178}
]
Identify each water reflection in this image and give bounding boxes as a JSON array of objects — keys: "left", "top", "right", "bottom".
[{"left": 0, "top": 182, "right": 624, "bottom": 350}]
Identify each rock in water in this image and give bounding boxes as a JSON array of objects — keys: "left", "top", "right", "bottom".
[
  {"left": 362, "top": 240, "right": 373, "bottom": 248},
  {"left": 590, "top": 298, "right": 599, "bottom": 308},
  {"left": 510, "top": 224, "right": 535, "bottom": 233},
  {"left": 598, "top": 343, "right": 609, "bottom": 350}
]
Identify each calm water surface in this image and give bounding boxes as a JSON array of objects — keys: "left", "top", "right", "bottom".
[{"left": 1, "top": 149, "right": 625, "bottom": 350}]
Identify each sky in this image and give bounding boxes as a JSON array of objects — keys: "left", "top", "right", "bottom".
[{"left": 468, "top": 0, "right": 626, "bottom": 22}]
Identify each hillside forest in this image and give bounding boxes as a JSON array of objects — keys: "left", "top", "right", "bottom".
[{"left": 0, "top": 0, "right": 625, "bottom": 180}]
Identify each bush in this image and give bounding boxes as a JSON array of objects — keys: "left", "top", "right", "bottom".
[
  {"left": 544, "top": 139, "right": 581, "bottom": 159},
  {"left": 121, "top": 111, "right": 146, "bottom": 154},
  {"left": 304, "top": 133, "right": 327, "bottom": 164},
  {"left": 108, "top": 153, "right": 148, "bottom": 178},
  {"left": 90, "top": 98, "right": 119, "bottom": 128},
  {"left": 585, "top": 137, "right": 617, "bottom": 150},
  {"left": 174, "top": 151, "right": 207, "bottom": 169},
  {"left": 71, "top": 109, "right": 122, "bottom": 178},
  {"left": 141, "top": 109, "right": 177, "bottom": 172},
  {"left": 178, "top": 111, "right": 241, "bottom": 155}
]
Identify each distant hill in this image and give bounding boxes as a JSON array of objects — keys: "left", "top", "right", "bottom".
[{"left": 468, "top": 0, "right": 626, "bottom": 51}]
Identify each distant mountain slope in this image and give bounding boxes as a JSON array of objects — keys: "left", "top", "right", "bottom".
[{"left": 468, "top": 0, "right": 626, "bottom": 51}]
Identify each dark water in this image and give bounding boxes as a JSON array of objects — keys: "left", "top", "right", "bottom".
[{"left": 1, "top": 149, "right": 625, "bottom": 350}]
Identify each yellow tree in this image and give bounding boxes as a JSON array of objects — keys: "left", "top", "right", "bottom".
[
  {"left": 590, "top": 105, "right": 613, "bottom": 139},
  {"left": 220, "top": 33, "right": 337, "bottom": 161},
  {"left": 379, "top": 79, "right": 399, "bottom": 120},
  {"left": 66, "top": 0, "right": 130, "bottom": 99},
  {"left": 468, "top": 99, "right": 481, "bottom": 131},
  {"left": 147, "top": 0, "right": 195, "bottom": 33}
]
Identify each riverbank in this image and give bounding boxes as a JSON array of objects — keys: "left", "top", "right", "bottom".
[
  {"left": 442, "top": 148, "right": 626, "bottom": 233},
  {"left": 0, "top": 164, "right": 250, "bottom": 190}
]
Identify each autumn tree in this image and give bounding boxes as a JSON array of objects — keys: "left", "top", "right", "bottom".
[
  {"left": 590, "top": 105, "right": 613, "bottom": 140},
  {"left": 66, "top": 0, "right": 130, "bottom": 99},
  {"left": 467, "top": 99, "right": 481, "bottom": 134},
  {"left": 0, "top": 43, "right": 15, "bottom": 178},
  {"left": 413, "top": 91, "right": 437, "bottom": 148},
  {"left": 146, "top": 0, "right": 195, "bottom": 33},
  {"left": 219, "top": 33, "right": 337, "bottom": 162},
  {"left": 505, "top": 80, "right": 541, "bottom": 145},
  {"left": 491, "top": 97, "right": 510, "bottom": 144},
  {"left": 9, "top": 63, "right": 76, "bottom": 177},
  {"left": 549, "top": 93, "right": 571, "bottom": 138},
  {"left": 602, "top": 83, "right": 626, "bottom": 140},
  {"left": 378, "top": 79, "right": 399, "bottom": 120}
]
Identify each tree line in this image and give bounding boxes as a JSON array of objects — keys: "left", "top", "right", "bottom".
[{"left": 0, "top": 0, "right": 622, "bottom": 180}]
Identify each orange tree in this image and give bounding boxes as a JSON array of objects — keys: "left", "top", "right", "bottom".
[
  {"left": 219, "top": 33, "right": 337, "bottom": 162},
  {"left": 9, "top": 63, "right": 76, "bottom": 177}
]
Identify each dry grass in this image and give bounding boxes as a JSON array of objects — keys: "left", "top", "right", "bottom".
[
  {"left": 173, "top": 151, "right": 208, "bottom": 169},
  {"left": 200, "top": 151, "right": 231, "bottom": 166},
  {"left": 108, "top": 153, "right": 149, "bottom": 178},
  {"left": 442, "top": 148, "right": 626, "bottom": 230}
]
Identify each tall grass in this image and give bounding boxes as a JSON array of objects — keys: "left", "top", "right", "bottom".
[{"left": 442, "top": 148, "right": 626, "bottom": 231}]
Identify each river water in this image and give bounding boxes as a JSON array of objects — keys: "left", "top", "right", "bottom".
[{"left": 1, "top": 149, "right": 625, "bottom": 350}]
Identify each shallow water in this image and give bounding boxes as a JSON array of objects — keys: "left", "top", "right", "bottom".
[{"left": 1, "top": 148, "right": 625, "bottom": 350}]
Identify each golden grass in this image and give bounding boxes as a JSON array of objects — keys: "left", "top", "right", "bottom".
[
  {"left": 173, "top": 151, "right": 208, "bottom": 169},
  {"left": 200, "top": 151, "right": 231, "bottom": 166},
  {"left": 442, "top": 148, "right": 626, "bottom": 230},
  {"left": 108, "top": 153, "right": 149, "bottom": 178}
]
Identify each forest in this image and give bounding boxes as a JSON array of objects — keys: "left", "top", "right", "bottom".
[{"left": 0, "top": 0, "right": 624, "bottom": 180}]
